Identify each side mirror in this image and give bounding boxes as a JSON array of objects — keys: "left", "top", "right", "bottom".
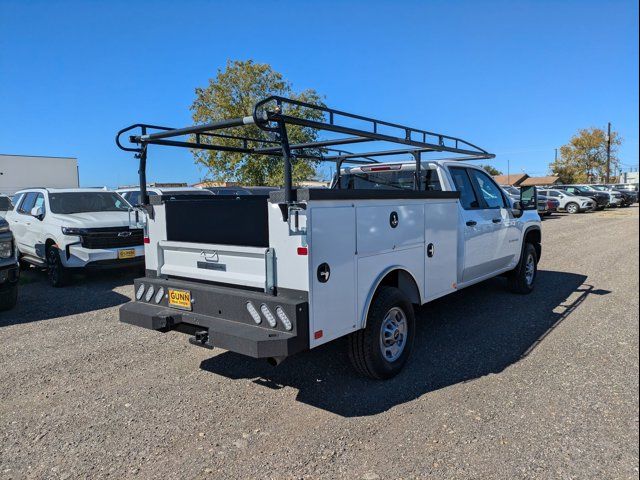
[
  {"left": 519, "top": 186, "right": 537, "bottom": 211},
  {"left": 30, "top": 206, "right": 44, "bottom": 220}
]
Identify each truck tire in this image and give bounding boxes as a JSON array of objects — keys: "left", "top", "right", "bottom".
[
  {"left": 348, "top": 286, "right": 415, "bottom": 380},
  {"left": 507, "top": 243, "right": 538, "bottom": 294},
  {"left": 0, "top": 284, "right": 18, "bottom": 311},
  {"left": 565, "top": 202, "right": 579, "bottom": 214},
  {"left": 47, "top": 246, "right": 70, "bottom": 288}
]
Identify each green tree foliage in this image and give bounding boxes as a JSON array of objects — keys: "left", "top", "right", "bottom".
[
  {"left": 480, "top": 164, "right": 503, "bottom": 176},
  {"left": 190, "top": 60, "right": 325, "bottom": 186},
  {"left": 550, "top": 127, "right": 621, "bottom": 184}
]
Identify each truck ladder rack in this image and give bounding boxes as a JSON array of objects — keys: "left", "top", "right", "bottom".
[{"left": 116, "top": 96, "right": 495, "bottom": 210}]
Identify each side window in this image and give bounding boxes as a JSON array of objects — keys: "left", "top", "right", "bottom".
[
  {"left": 128, "top": 191, "right": 140, "bottom": 205},
  {"left": 18, "top": 192, "right": 37, "bottom": 214},
  {"left": 34, "top": 193, "right": 45, "bottom": 212},
  {"left": 449, "top": 167, "right": 480, "bottom": 209},
  {"left": 468, "top": 169, "right": 506, "bottom": 209},
  {"left": 11, "top": 194, "right": 23, "bottom": 209},
  {"left": 422, "top": 169, "right": 442, "bottom": 191}
]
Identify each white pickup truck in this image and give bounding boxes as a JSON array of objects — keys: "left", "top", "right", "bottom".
[{"left": 117, "top": 97, "right": 541, "bottom": 379}]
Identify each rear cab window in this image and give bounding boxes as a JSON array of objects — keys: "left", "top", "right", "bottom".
[{"left": 337, "top": 166, "right": 442, "bottom": 191}]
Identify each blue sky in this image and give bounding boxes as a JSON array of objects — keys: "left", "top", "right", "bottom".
[{"left": 1, "top": 0, "right": 638, "bottom": 187}]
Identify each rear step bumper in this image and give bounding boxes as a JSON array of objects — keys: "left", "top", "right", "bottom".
[{"left": 119, "top": 277, "right": 309, "bottom": 359}]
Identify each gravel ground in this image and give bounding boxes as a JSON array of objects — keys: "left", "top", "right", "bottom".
[{"left": 1, "top": 207, "right": 638, "bottom": 480}]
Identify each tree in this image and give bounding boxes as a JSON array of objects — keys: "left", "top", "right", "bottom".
[
  {"left": 480, "top": 164, "right": 503, "bottom": 176},
  {"left": 550, "top": 127, "right": 621, "bottom": 184},
  {"left": 190, "top": 60, "right": 325, "bottom": 186}
]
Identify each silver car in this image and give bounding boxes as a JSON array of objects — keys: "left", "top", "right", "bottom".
[{"left": 538, "top": 189, "right": 595, "bottom": 214}]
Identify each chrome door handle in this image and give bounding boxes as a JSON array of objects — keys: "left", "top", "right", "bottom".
[{"left": 466, "top": 220, "right": 477, "bottom": 227}]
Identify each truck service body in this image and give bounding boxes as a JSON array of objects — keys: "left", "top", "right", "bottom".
[{"left": 117, "top": 97, "right": 541, "bottom": 378}]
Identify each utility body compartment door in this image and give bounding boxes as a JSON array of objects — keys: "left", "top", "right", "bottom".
[
  {"left": 309, "top": 206, "right": 357, "bottom": 348},
  {"left": 424, "top": 201, "right": 458, "bottom": 301}
]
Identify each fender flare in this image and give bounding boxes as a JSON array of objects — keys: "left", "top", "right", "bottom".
[
  {"left": 520, "top": 225, "right": 542, "bottom": 263},
  {"left": 360, "top": 266, "right": 422, "bottom": 330}
]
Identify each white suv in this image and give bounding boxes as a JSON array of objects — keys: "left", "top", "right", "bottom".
[
  {"left": 6, "top": 188, "right": 144, "bottom": 287},
  {"left": 538, "top": 188, "right": 596, "bottom": 214}
]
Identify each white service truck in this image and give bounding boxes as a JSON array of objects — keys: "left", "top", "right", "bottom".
[{"left": 117, "top": 97, "right": 541, "bottom": 379}]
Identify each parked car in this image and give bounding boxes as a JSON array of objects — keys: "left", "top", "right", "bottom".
[
  {"left": 571, "top": 184, "right": 623, "bottom": 207},
  {"left": 589, "top": 185, "right": 634, "bottom": 207},
  {"left": 6, "top": 188, "right": 144, "bottom": 287},
  {"left": 503, "top": 186, "right": 554, "bottom": 218},
  {"left": 0, "top": 194, "right": 13, "bottom": 218},
  {"left": 541, "top": 195, "right": 559, "bottom": 216},
  {"left": 538, "top": 189, "right": 596, "bottom": 214},
  {"left": 609, "top": 184, "right": 639, "bottom": 202},
  {"left": 0, "top": 217, "right": 19, "bottom": 311},
  {"left": 117, "top": 97, "right": 542, "bottom": 379},
  {"left": 555, "top": 185, "right": 609, "bottom": 210},
  {"left": 116, "top": 186, "right": 213, "bottom": 206}
]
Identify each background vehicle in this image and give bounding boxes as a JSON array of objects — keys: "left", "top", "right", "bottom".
[
  {"left": 0, "top": 217, "right": 19, "bottom": 311},
  {"left": 503, "top": 186, "right": 555, "bottom": 218},
  {"left": 0, "top": 194, "right": 12, "bottom": 218},
  {"left": 116, "top": 97, "right": 542, "bottom": 379},
  {"left": 609, "top": 184, "right": 638, "bottom": 203},
  {"left": 555, "top": 185, "right": 609, "bottom": 210},
  {"left": 589, "top": 185, "right": 634, "bottom": 207},
  {"left": 572, "top": 184, "right": 623, "bottom": 207},
  {"left": 6, "top": 188, "right": 143, "bottom": 287},
  {"left": 116, "top": 186, "right": 212, "bottom": 206},
  {"left": 538, "top": 189, "right": 595, "bottom": 214}
]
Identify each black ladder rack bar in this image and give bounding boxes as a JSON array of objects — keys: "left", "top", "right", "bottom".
[
  {"left": 255, "top": 96, "right": 494, "bottom": 158},
  {"left": 116, "top": 95, "right": 496, "bottom": 209},
  {"left": 138, "top": 116, "right": 257, "bottom": 142}
]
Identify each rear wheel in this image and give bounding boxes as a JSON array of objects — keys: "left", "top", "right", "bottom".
[
  {"left": 0, "top": 284, "right": 18, "bottom": 311},
  {"left": 47, "top": 246, "right": 70, "bottom": 288},
  {"left": 565, "top": 202, "right": 579, "bottom": 214},
  {"left": 348, "top": 286, "right": 415, "bottom": 379},
  {"left": 507, "top": 243, "right": 538, "bottom": 294}
]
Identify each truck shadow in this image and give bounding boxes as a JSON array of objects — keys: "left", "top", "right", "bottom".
[
  {"left": 200, "top": 270, "right": 608, "bottom": 417},
  {"left": 0, "top": 268, "right": 134, "bottom": 326}
]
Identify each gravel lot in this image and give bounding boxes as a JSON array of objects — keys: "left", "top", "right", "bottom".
[{"left": 1, "top": 207, "right": 638, "bottom": 480}]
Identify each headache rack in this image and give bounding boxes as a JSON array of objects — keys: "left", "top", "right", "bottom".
[{"left": 116, "top": 96, "right": 495, "bottom": 216}]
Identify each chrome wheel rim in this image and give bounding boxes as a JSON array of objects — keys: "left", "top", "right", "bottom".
[
  {"left": 567, "top": 204, "right": 578, "bottom": 214},
  {"left": 379, "top": 307, "right": 408, "bottom": 362},
  {"left": 524, "top": 253, "right": 535, "bottom": 286}
]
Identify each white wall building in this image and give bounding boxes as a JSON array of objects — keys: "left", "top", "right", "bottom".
[{"left": 0, "top": 154, "right": 79, "bottom": 196}]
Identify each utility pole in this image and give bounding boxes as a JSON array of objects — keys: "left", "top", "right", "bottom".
[
  {"left": 554, "top": 148, "right": 558, "bottom": 163},
  {"left": 606, "top": 122, "right": 611, "bottom": 183}
]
